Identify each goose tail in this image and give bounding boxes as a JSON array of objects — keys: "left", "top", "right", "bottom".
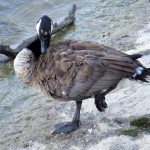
[
  {"left": 132, "top": 67, "right": 150, "bottom": 82},
  {"left": 127, "top": 54, "right": 150, "bottom": 82}
]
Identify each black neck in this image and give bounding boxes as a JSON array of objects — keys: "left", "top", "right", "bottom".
[{"left": 27, "top": 38, "right": 41, "bottom": 59}]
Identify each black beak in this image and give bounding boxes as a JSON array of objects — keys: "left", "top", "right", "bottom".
[{"left": 40, "top": 35, "right": 51, "bottom": 54}]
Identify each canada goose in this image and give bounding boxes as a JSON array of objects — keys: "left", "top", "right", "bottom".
[{"left": 14, "top": 15, "right": 150, "bottom": 134}]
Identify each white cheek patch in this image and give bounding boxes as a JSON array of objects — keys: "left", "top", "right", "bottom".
[
  {"left": 36, "top": 19, "right": 41, "bottom": 35},
  {"left": 51, "top": 20, "right": 53, "bottom": 33}
]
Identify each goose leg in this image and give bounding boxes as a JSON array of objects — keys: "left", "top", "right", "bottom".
[
  {"left": 95, "top": 94, "right": 107, "bottom": 112},
  {"left": 95, "top": 86, "right": 117, "bottom": 112},
  {"left": 52, "top": 101, "right": 82, "bottom": 134}
]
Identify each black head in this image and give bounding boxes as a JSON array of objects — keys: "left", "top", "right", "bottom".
[{"left": 36, "top": 15, "right": 53, "bottom": 54}]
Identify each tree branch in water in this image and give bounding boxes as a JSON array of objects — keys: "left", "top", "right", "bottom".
[{"left": 0, "top": 4, "right": 76, "bottom": 62}]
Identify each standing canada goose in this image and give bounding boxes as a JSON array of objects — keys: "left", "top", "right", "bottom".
[{"left": 14, "top": 15, "right": 150, "bottom": 134}]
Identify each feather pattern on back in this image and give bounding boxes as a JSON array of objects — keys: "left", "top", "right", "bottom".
[{"left": 14, "top": 40, "right": 144, "bottom": 101}]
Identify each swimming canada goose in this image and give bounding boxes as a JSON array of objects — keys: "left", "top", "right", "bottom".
[{"left": 14, "top": 15, "right": 150, "bottom": 134}]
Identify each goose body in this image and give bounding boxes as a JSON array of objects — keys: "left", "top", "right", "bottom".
[
  {"left": 14, "top": 40, "right": 144, "bottom": 100},
  {"left": 14, "top": 16, "right": 150, "bottom": 134}
]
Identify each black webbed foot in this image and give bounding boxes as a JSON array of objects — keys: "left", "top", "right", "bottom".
[
  {"left": 52, "top": 101, "right": 82, "bottom": 134},
  {"left": 95, "top": 94, "right": 107, "bottom": 112},
  {"left": 95, "top": 98, "right": 107, "bottom": 112},
  {"left": 52, "top": 120, "right": 80, "bottom": 134},
  {"left": 94, "top": 87, "right": 116, "bottom": 112}
]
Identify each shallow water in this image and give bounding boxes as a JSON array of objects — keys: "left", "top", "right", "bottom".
[{"left": 0, "top": 0, "right": 150, "bottom": 149}]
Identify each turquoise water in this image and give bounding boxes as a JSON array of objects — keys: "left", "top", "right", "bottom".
[{"left": 0, "top": 0, "right": 145, "bottom": 45}]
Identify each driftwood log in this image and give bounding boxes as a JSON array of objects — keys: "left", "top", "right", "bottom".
[{"left": 0, "top": 4, "right": 76, "bottom": 62}]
